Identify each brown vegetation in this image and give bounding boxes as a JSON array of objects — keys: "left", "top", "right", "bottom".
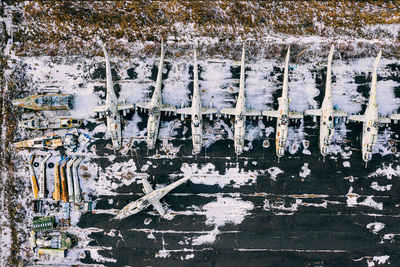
[
  {"left": 4, "top": 1, "right": 400, "bottom": 58},
  {"left": 0, "top": 57, "right": 23, "bottom": 266},
  {"left": 81, "top": 172, "right": 91, "bottom": 179}
]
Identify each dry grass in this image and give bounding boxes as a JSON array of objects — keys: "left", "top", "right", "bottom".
[
  {"left": 4, "top": 1, "right": 400, "bottom": 58},
  {"left": 1, "top": 61, "right": 22, "bottom": 266},
  {"left": 121, "top": 171, "right": 135, "bottom": 180},
  {"left": 81, "top": 172, "right": 91, "bottom": 179}
]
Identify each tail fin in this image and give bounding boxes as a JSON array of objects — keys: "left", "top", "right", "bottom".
[
  {"left": 238, "top": 44, "right": 246, "bottom": 99},
  {"left": 155, "top": 41, "right": 166, "bottom": 93},
  {"left": 325, "top": 45, "right": 335, "bottom": 100},
  {"left": 101, "top": 42, "right": 117, "bottom": 103},
  {"left": 369, "top": 51, "right": 382, "bottom": 106},
  {"left": 193, "top": 49, "right": 199, "bottom": 97},
  {"left": 282, "top": 46, "right": 290, "bottom": 100}
]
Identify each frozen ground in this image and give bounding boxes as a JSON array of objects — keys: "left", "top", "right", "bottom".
[
  {"left": 1, "top": 2, "right": 400, "bottom": 266},
  {"left": 0, "top": 42, "right": 399, "bottom": 266}
]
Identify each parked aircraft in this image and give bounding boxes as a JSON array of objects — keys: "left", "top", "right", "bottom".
[
  {"left": 262, "top": 46, "right": 303, "bottom": 161},
  {"left": 305, "top": 45, "right": 347, "bottom": 160},
  {"left": 177, "top": 50, "right": 217, "bottom": 155},
  {"left": 14, "top": 134, "right": 65, "bottom": 149},
  {"left": 113, "top": 176, "right": 190, "bottom": 220},
  {"left": 12, "top": 94, "right": 73, "bottom": 110},
  {"left": 19, "top": 117, "right": 82, "bottom": 130},
  {"left": 38, "top": 153, "right": 51, "bottom": 199},
  {"left": 29, "top": 154, "right": 39, "bottom": 200},
  {"left": 93, "top": 42, "right": 134, "bottom": 149},
  {"left": 348, "top": 51, "right": 390, "bottom": 166},
  {"left": 220, "top": 45, "right": 260, "bottom": 156},
  {"left": 136, "top": 42, "right": 176, "bottom": 150}
]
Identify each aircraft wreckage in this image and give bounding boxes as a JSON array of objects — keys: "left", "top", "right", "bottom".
[
  {"left": 12, "top": 94, "right": 74, "bottom": 110},
  {"left": 19, "top": 117, "right": 82, "bottom": 130}
]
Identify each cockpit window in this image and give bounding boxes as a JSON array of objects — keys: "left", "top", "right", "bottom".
[{"left": 281, "top": 114, "right": 288, "bottom": 125}]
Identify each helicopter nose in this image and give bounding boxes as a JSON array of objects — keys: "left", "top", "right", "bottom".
[
  {"left": 277, "top": 148, "right": 285, "bottom": 157},
  {"left": 363, "top": 152, "right": 372, "bottom": 162},
  {"left": 112, "top": 140, "right": 121, "bottom": 150},
  {"left": 321, "top": 146, "right": 328, "bottom": 156},
  {"left": 12, "top": 99, "right": 24, "bottom": 107},
  {"left": 147, "top": 139, "right": 155, "bottom": 149},
  {"left": 193, "top": 145, "right": 201, "bottom": 155}
]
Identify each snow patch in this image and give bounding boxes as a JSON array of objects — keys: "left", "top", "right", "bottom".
[
  {"left": 370, "top": 182, "right": 392, "bottom": 192},
  {"left": 366, "top": 222, "right": 385, "bottom": 234},
  {"left": 299, "top": 163, "right": 311, "bottom": 178},
  {"left": 181, "top": 163, "right": 257, "bottom": 188},
  {"left": 368, "top": 255, "right": 390, "bottom": 267},
  {"left": 192, "top": 196, "right": 253, "bottom": 245},
  {"left": 346, "top": 187, "right": 383, "bottom": 210},
  {"left": 267, "top": 167, "right": 283, "bottom": 181}
]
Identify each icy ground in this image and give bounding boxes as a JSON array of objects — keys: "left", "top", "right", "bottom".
[{"left": 3, "top": 50, "right": 400, "bottom": 266}]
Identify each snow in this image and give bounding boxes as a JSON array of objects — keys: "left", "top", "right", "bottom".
[
  {"left": 366, "top": 222, "right": 385, "bottom": 234},
  {"left": 89, "top": 248, "right": 117, "bottom": 263},
  {"left": 369, "top": 163, "right": 400, "bottom": 180},
  {"left": 377, "top": 80, "right": 400, "bottom": 116},
  {"left": 346, "top": 187, "right": 383, "bottom": 210},
  {"left": 200, "top": 60, "right": 232, "bottom": 109},
  {"left": 96, "top": 159, "right": 142, "bottom": 195},
  {"left": 267, "top": 167, "right": 283, "bottom": 181},
  {"left": 346, "top": 187, "right": 360, "bottom": 207},
  {"left": 123, "top": 113, "right": 145, "bottom": 143},
  {"left": 368, "top": 255, "right": 390, "bottom": 267},
  {"left": 192, "top": 227, "right": 220, "bottom": 246},
  {"left": 299, "top": 163, "right": 311, "bottom": 178},
  {"left": 2, "top": 25, "right": 400, "bottom": 265},
  {"left": 180, "top": 163, "right": 258, "bottom": 188},
  {"left": 192, "top": 196, "right": 253, "bottom": 245},
  {"left": 290, "top": 65, "right": 319, "bottom": 112},
  {"left": 263, "top": 197, "right": 328, "bottom": 215},
  {"left": 181, "top": 253, "right": 195, "bottom": 260},
  {"left": 370, "top": 182, "right": 392, "bottom": 192},
  {"left": 163, "top": 62, "right": 191, "bottom": 107},
  {"left": 17, "top": 53, "right": 399, "bottom": 168}
]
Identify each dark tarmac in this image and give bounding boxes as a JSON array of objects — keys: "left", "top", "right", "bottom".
[{"left": 75, "top": 62, "right": 400, "bottom": 266}]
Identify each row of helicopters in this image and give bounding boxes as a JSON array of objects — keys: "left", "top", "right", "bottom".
[
  {"left": 12, "top": 43, "right": 398, "bottom": 221},
  {"left": 98, "top": 41, "right": 398, "bottom": 166}
]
